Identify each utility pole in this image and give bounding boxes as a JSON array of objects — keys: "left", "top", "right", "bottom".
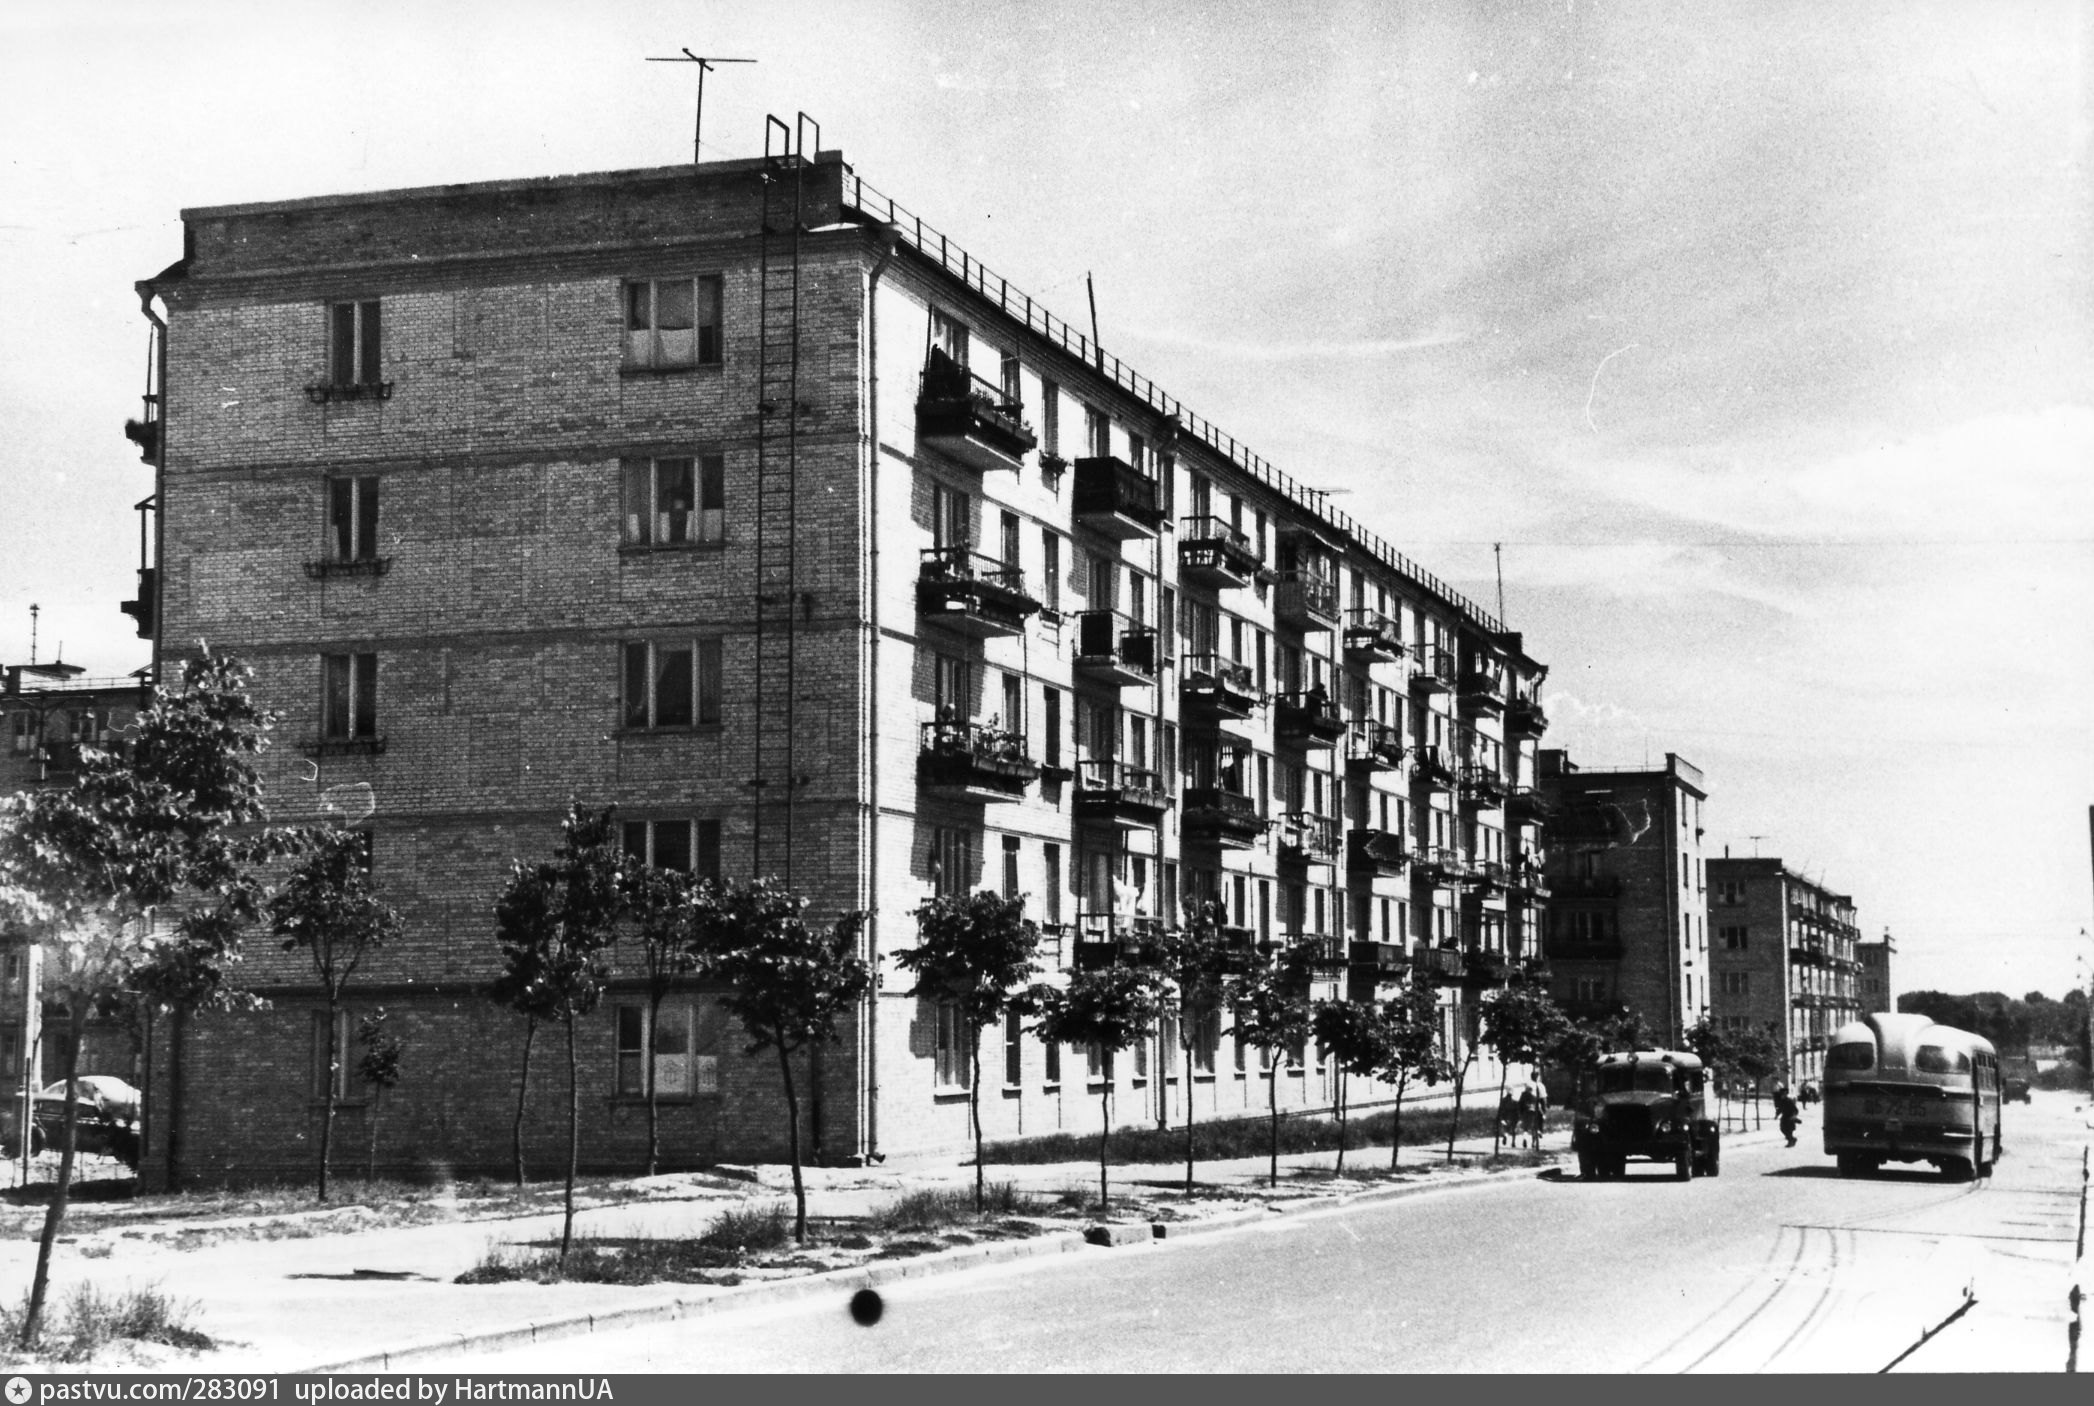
[
  {"left": 645, "top": 51, "right": 756, "bottom": 164},
  {"left": 1494, "top": 543, "right": 1506, "bottom": 624}
]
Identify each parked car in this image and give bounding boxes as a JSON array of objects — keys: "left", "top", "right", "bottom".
[
  {"left": 1572, "top": 1049, "right": 1721, "bottom": 1180},
  {"left": 2001, "top": 1056, "right": 2035, "bottom": 1103},
  {"left": 0, "top": 1077, "right": 142, "bottom": 1168}
]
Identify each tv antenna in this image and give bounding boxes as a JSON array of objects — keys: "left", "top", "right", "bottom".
[
  {"left": 1494, "top": 542, "right": 1506, "bottom": 623},
  {"left": 1747, "top": 834, "right": 1766, "bottom": 857},
  {"left": 646, "top": 51, "right": 756, "bottom": 164}
]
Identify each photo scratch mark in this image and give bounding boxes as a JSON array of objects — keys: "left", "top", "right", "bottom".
[{"left": 1585, "top": 343, "right": 1640, "bottom": 431}]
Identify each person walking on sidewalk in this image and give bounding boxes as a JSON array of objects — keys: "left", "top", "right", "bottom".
[{"left": 1774, "top": 1085, "right": 1801, "bottom": 1148}]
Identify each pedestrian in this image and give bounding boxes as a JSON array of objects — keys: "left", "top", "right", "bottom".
[
  {"left": 1518, "top": 1084, "right": 1545, "bottom": 1149},
  {"left": 1497, "top": 1091, "right": 1520, "bottom": 1147},
  {"left": 1774, "top": 1085, "right": 1800, "bottom": 1148}
]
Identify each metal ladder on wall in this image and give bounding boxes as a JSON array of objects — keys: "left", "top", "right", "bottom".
[{"left": 749, "top": 113, "right": 816, "bottom": 884}]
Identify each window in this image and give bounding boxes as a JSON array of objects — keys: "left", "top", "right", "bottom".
[
  {"left": 1001, "top": 834, "right": 1021, "bottom": 901},
  {"left": 321, "top": 654, "right": 379, "bottom": 742},
  {"left": 1043, "top": 687, "right": 1062, "bottom": 770},
  {"left": 1087, "top": 1043, "right": 1112, "bottom": 1084},
  {"left": 9, "top": 713, "right": 31, "bottom": 755},
  {"left": 1000, "top": 349, "right": 1021, "bottom": 405},
  {"left": 621, "top": 638, "right": 722, "bottom": 729},
  {"left": 625, "top": 276, "right": 723, "bottom": 369},
  {"left": 1004, "top": 1010, "right": 1023, "bottom": 1087},
  {"left": 1194, "top": 1006, "right": 1219, "bottom": 1075},
  {"left": 1573, "top": 976, "right": 1606, "bottom": 1004},
  {"left": 935, "top": 1003, "right": 970, "bottom": 1089},
  {"left": 1159, "top": 1012, "right": 1178, "bottom": 1081},
  {"left": 622, "top": 819, "right": 719, "bottom": 877},
  {"left": 1041, "top": 532, "right": 1062, "bottom": 612},
  {"left": 1720, "top": 971, "right": 1749, "bottom": 996},
  {"left": 622, "top": 455, "right": 725, "bottom": 546},
  {"left": 615, "top": 1002, "right": 709, "bottom": 1096},
  {"left": 931, "top": 826, "right": 974, "bottom": 898},
  {"left": 1717, "top": 881, "right": 1746, "bottom": 905},
  {"left": 328, "top": 478, "right": 380, "bottom": 562},
  {"left": 1043, "top": 843, "right": 1062, "bottom": 925},
  {"left": 931, "top": 309, "right": 969, "bottom": 366},
  {"left": 1040, "top": 380, "right": 1061, "bottom": 459},
  {"left": 1720, "top": 925, "right": 1748, "bottom": 951},
  {"left": 1044, "top": 1034, "right": 1061, "bottom": 1086},
  {"left": 1085, "top": 405, "right": 1110, "bottom": 458},
  {"left": 329, "top": 300, "right": 381, "bottom": 388}
]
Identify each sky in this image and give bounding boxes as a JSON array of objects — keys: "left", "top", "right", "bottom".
[{"left": 2, "top": 0, "right": 2090, "bottom": 999}]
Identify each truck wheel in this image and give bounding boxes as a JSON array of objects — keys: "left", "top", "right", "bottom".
[
  {"left": 1577, "top": 1149, "right": 1595, "bottom": 1181},
  {"left": 1675, "top": 1144, "right": 1692, "bottom": 1180},
  {"left": 1706, "top": 1140, "right": 1721, "bottom": 1177}
]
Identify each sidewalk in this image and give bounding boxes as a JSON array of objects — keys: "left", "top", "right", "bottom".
[{"left": 1, "top": 1121, "right": 1615, "bottom": 1373}]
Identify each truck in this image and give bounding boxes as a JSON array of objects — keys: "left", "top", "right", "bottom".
[
  {"left": 1572, "top": 1049, "right": 1721, "bottom": 1180},
  {"left": 2001, "top": 1055, "right": 2035, "bottom": 1104}
]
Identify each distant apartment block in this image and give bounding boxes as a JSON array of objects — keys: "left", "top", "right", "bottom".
[
  {"left": 1855, "top": 931, "right": 1895, "bottom": 1015},
  {"left": 1706, "top": 857, "right": 1866, "bottom": 1087},
  {"left": 1538, "top": 750, "right": 1708, "bottom": 1044}
]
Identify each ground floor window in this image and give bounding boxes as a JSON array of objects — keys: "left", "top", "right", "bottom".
[
  {"left": 934, "top": 1003, "right": 970, "bottom": 1089},
  {"left": 614, "top": 1001, "right": 714, "bottom": 1097}
]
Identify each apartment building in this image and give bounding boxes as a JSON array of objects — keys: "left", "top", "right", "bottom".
[
  {"left": 1537, "top": 750, "right": 1708, "bottom": 1044},
  {"left": 1855, "top": 931, "right": 1895, "bottom": 1014},
  {"left": 125, "top": 131, "right": 1550, "bottom": 1184},
  {"left": 1706, "top": 857, "right": 1865, "bottom": 1087}
]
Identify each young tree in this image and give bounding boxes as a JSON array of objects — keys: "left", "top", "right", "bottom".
[
  {"left": 486, "top": 929, "right": 554, "bottom": 1189},
  {"left": 490, "top": 802, "right": 624, "bottom": 1260},
  {"left": 1442, "top": 998, "right": 1483, "bottom": 1165},
  {"left": 1731, "top": 1022, "right": 1785, "bottom": 1130},
  {"left": 710, "top": 879, "right": 871, "bottom": 1244},
  {"left": 1685, "top": 1016, "right": 1738, "bottom": 1130},
  {"left": 0, "top": 652, "right": 286, "bottom": 1348},
  {"left": 1147, "top": 898, "right": 1235, "bottom": 1194},
  {"left": 1026, "top": 965, "right": 1163, "bottom": 1213},
  {"left": 356, "top": 1008, "right": 404, "bottom": 1180},
  {"left": 1312, "top": 996, "right": 1386, "bottom": 1177},
  {"left": 895, "top": 890, "right": 1040, "bottom": 1212},
  {"left": 1374, "top": 967, "right": 1453, "bottom": 1170},
  {"left": 1478, "top": 986, "right": 1571, "bottom": 1156},
  {"left": 271, "top": 827, "right": 404, "bottom": 1201},
  {"left": 621, "top": 865, "right": 718, "bottom": 1176},
  {"left": 1228, "top": 947, "right": 1316, "bottom": 1188}
]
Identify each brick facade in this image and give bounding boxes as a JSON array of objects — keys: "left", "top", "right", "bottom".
[{"left": 133, "top": 147, "right": 1551, "bottom": 1186}]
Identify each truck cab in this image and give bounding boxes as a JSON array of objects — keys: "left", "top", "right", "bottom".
[{"left": 1572, "top": 1049, "right": 1721, "bottom": 1181}]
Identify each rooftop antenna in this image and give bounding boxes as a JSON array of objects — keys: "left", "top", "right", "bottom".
[
  {"left": 645, "top": 50, "right": 756, "bottom": 164},
  {"left": 1748, "top": 834, "right": 1766, "bottom": 857},
  {"left": 1494, "top": 542, "right": 1506, "bottom": 623},
  {"left": 27, "top": 604, "right": 37, "bottom": 665},
  {"left": 1086, "top": 272, "right": 1102, "bottom": 371}
]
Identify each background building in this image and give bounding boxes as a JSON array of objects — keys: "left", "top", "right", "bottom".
[
  {"left": 1706, "top": 857, "right": 1865, "bottom": 1087},
  {"left": 1855, "top": 930, "right": 1896, "bottom": 1015},
  {"left": 1538, "top": 750, "right": 1708, "bottom": 1044},
  {"left": 128, "top": 133, "right": 1550, "bottom": 1185}
]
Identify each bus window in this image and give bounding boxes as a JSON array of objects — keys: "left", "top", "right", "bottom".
[
  {"left": 1827, "top": 1042, "right": 1874, "bottom": 1071},
  {"left": 1597, "top": 1065, "right": 1680, "bottom": 1095},
  {"left": 1914, "top": 1045, "right": 1970, "bottom": 1075}
]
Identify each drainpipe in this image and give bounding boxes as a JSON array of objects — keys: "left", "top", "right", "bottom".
[
  {"left": 135, "top": 283, "right": 169, "bottom": 1183},
  {"left": 861, "top": 221, "right": 899, "bottom": 1164}
]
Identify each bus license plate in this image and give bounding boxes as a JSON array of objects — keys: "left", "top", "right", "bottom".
[{"left": 1883, "top": 1118, "right": 1903, "bottom": 1133}]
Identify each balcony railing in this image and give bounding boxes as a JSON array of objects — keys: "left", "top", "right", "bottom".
[
  {"left": 1462, "top": 949, "right": 1511, "bottom": 986},
  {"left": 917, "top": 547, "right": 1041, "bottom": 638},
  {"left": 1072, "top": 757, "right": 1173, "bottom": 829},
  {"left": 916, "top": 348, "right": 1035, "bottom": 473},
  {"left": 1072, "top": 911, "right": 1166, "bottom": 969},
  {"left": 1505, "top": 787, "right": 1546, "bottom": 824},
  {"left": 1346, "top": 827, "right": 1410, "bottom": 875},
  {"left": 917, "top": 720, "right": 1040, "bottom": 801},
  {"left": 1507, "top": 694, "right": 1548, "bottom": 737},
  {"left": 1272, "top": 571, "right": 1339, "bottom": 631},
  {"left": 1181, "top": 786, "right": 1270, "bottom": 848},
  {"left": 1344, "top": 719, "right": 1405, "bottom": 772},
  {"left": 1347, "top": 941, "right": 1409, "bottom": 976},
  {"left": 1458, "top": 762, "right": 1509, "bottom": 805},
  {"left": 1458, "top": 662, "right": 1506, "bottom": 716},
  {"left": 1417, "top": 846, "right": 1472, "bottom": 884},
  {"left": 1413, "top": 744, "right": 1457, "bottom": 789},
  {"left": 1071, "top": 455, "right": 1163, "bottom": 540},
  {"left": 1177, "top": 516, "right": 1261, "bottom": 589},
  {"left": 1411, "top": 647, "right": 1457, "bottom": 692},
  {"left": 1072, "top": 611, "right": 1158, "bottom": 687},
  {"left": 1277, "top": 813, "right": 1339, "bottom": 865},
  {"left": 1421, "top": 946, "right": 1466, "bottom": 983},
  {"left": 1272, "top": 689, "right": 1347, "bottom": 745},
  {"left": 1508, "top": 856, "right": 1550, "bottom": 898},
  {"left": 1343, "top": 608, "right": 1406, "bottom": 662},
  {"left": 1180, "top": 653, "right": 1261, "bottom": 720}
]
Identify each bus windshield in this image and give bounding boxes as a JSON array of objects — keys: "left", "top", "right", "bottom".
[
  {"left": 1827, "top": 1042, "right": 1874, "bottom": 1071},
  {"left": 1595, "top": 1065, "right": 1680, "bottom": 1095},
  {"left": 1915, "top": 1045, "right": 1970, "bottom": 1074}
]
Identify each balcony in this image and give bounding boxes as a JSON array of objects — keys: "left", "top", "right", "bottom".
[
  {"left": 916, "top": 348, "right": 1035, "bottom": 473},
  {"left": 1420, "top": 946, "right": 1466, "bottom": 984},
  {"left": 1277, "top": 813, "right": 1339, "bottom": 866},
  {"left": 1458, "top": 762, "right": 1509, "bottom": 805},
  {"left": 1180, "top": 654, "right": 1261, "bottom": 721},
  {"left": 1416, "top": 846, "right": 1472, "bottom": 885},
  {"left": 1458, "top": 662, "right": 1506, "bottom": 716},
  {"left": 1072, "top": 911, "right": 1165, "bottom": 970},
  {"left": 1507, "top": 856, "right": 1550, "bottom": 898},
  {"left": 1347, "top": 827, "right": 1410, "bottom": 876},
  {"left": 1343, "top": 608, "right": 1406, "bottom": 663},
  {"left": 1177, "top": 517, "right": 1261, "bottom": 590},
  {"left": 1462, "top": 949, "right": 1511, "bottom": 987},
  {"left": 1413, "top": 744, "right": 1457, "bottom": 790},
  {"left": 1217, "top": 925, "right": 1260, "bottom": 974},
  {"left": 1344, "top": 719, "right": 1405, "bottom": 772},
  {"left": 1297, "top": 937, "right": 1348, "bottom": 976},
  {"left": 1517, "top": 956, "right": 1553, "bottom": 984},
  {"left": 120, "top": 566, "right": 157, "bottom": 639},
  {"left": 917, "top": 548, "right": 1041, "bottom": 638},
  {"left": 1505, "top": 787, "right": 1546, "bottom": 825},
  {"left": 1411, "top": 648, "right": 1456, "bottom": 693},
  {"left": 1348, "top": 941, "right": 1410, "bottom": 977},
  {"left": 1072, "top": 611, "right": 1159, "bottom": 688},
  {"left": 1272, "top": 689, "right": 1347, "bottom": 746},
  {"left": 917, "top": 720, "right": 1040, "bottom": 802},
  {"left": 1507, "top": 695, "right": 1548, "bottom": 738},
  {"left": 1072, "top": 758, "right": 1173, "bottom": 829},
  {"left": 1272, "top": 571, "right": 1340, "bottom": 632},
  {"left": 1465, "top": 859, "right": 1509, "bottom": 894},
  {"left": 1181, "top": 786, "right": 1270, "bottom": 848},
  {"left": 1071, "top": 456, "right": 1163, "bottom": 540}
]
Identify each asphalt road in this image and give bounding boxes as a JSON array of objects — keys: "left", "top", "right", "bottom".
[{"left": 419, "top": 1093, "right": 2088, "bottom": 1373}]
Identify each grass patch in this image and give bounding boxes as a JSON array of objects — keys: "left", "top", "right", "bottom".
[
  {"left": 984, "top": 1104, "right": 1565, "bottom": 1168},
  {"left": 2, "top": 1283, "right": 212, "bottom": 1362},
  {"left": 867, "top": 1183, "right": 1051, "bottom": 1232},
  {"left": 456, "top": 1203, "right": 796, "bottom": 1286}
]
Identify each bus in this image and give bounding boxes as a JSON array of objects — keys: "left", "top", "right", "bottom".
[{"left": 1821, "top": 1012, "right": 2002, "bottom": 1180}]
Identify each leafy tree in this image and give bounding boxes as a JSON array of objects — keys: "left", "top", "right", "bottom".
[
  {"left": 896, "top": 890, "right": 1040, "bottom": 1212},
  {"left": 710, "top": 880, "right": 871, "bottom": 1244},
  {"left": 1148, "top": 898, "right": 1235, "bottom": 1193},
  {"left": 271, "top": 828, "right": 403, "bottom": 1201},
  {"left": 1730, "top": 1022, "right": 1784, "bottom": 1129},
  {"left": 621, "top": 865, "right": 720, "bottom": 1176},
  {"left": 1685, "top": 1016, "right": 1739, "bottom": 1130},
  {"left": 1479, "top": 986, "right": 1571, "bottom": 1155},
  {"left": 0, "top": 652, "right": 286, "bottom": 1348},
  {"left": 356, "top": 1008, "right": 404, "bottom": 1179},
  {"left": 1312, "top": 996, "right": 1385, "bottom": 1176},
  {"left": 1374, "top": 966, "right": 1452, "bottom": 1169},
  {"left": 490, "top": 802, "right": 624, "bottom": 1260},
  {"left": 1026, "top": 965, "right": 1164, "bottom": 1213},
  {"left": 1228, "top": 947, "right": 1316, "bottom": 1188},
  {"left": 1442, "top": 997, "right": 1485, "bottom": 1165}
]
